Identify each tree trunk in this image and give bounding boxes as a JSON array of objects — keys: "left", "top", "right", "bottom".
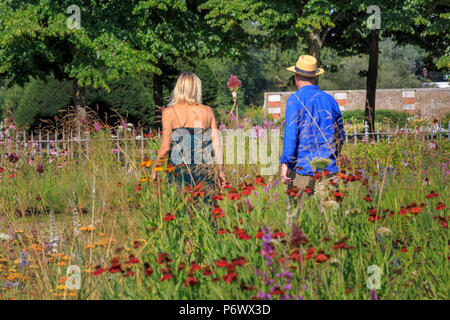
[
  {"left": 153, "top": 62, "right": 164, "bottom": 128},
  {"left": 73, "top": 78, "right": 87, "bottom": 125},
  {"left": 364, "top": 30, "right": 379, "bottom": 134},
  {"left": 309, "top": 28, "right": 322, "bottom": 85}
]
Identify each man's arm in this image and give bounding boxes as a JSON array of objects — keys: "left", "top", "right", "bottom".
[
  {"left": 280, "top": 95, "right": 300, "bottom": 166},
  {"left": 332, "top": 100, "right": 345, "bottom": 156}
]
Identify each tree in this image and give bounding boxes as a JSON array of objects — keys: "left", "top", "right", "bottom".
[
  {"left": 132, "top": 0, "right": 252, "bottom": 125},
  {"left": 327, "top": 1, "right": 420, "bottom": 132},
  {"left": 200, "top": 0, "right": 351, "bottom": 73},
  {"left": 0, "top": 1, "right": 159, "bottom": 124}
]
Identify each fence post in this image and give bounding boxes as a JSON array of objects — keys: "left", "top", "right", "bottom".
[
  {"left": 31, "top": 130, "right": 34, "bottom": 157},
  {"left": 140, "top": 128, "right": 144, "bottom": 160},
  {"left": 414, "top": 124, "right": 417, "bottom": 141},
  {"left": 363, "top": 121, "right": 369, "bottom": 142},
  {"left": 70, "top": 130, "right": 73, "bottom": 159},
  {"left": 387, "top": 122, "right": 390, "bottom": 143},
  {"left": 376, "top": 122, "right": 380, "bottom": 143},
  {"left": 39, "top": 130, "right": 42, "bottom": 156},
  {"left": 116, "top": 129, "right": 120, "bottom": 162}
]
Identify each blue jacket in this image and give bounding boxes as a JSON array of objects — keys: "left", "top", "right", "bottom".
[{"left": 280, "top": 85, "right": 345, "bottom": 176}]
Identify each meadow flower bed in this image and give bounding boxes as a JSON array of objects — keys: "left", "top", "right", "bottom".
[{"left": 0, "top": 122, "right": 448, "bottom": 300}]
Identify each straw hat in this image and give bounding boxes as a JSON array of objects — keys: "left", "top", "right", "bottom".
[{"left": 286, "top": 55, "right": 324, "bottom": 77}]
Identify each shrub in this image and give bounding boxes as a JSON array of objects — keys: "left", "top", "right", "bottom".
[
  {"left": 14, "top": 77, "right": 72, "bottom": 129},
  {"left": 342, "top": 109, "right": 409, "bottom": 127}
]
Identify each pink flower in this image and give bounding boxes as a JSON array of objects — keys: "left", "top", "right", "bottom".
[{"left": 227, "top": 74, "right": 242, "bottom": 91}]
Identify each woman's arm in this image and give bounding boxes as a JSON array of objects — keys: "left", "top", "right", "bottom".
[
  {"left": 152, "top": 108, "right": 172, "bottom": 179},
  {"left": 209, "top": 108, "right": 226, "bottom": 187}
]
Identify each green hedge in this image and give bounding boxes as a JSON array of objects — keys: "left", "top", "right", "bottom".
[{"left": 342, "top": 109, "right": 409, "bottom": 127}]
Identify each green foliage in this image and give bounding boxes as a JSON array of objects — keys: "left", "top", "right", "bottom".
[
  {"left": 342, "top": 109, "right": 409, "bottom": 127},
  {"left": 15, "top": 77, "right": 72, "bottom": 129},
  {"left": 0, "top": 1, "right": 158, "bottom": 90},
  {"left": 87, "top": 77, "right": 154, "bottom": 127}
]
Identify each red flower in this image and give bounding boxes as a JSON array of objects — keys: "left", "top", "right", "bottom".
[
  {"left": 126, "top": 255, "right": 139, "bottom": 264},
  {"left": 315, "top": 250, "right": 330, "bottom": 263},
  {"left": 202, "top": 267, "right": 214, "bottom": 276},
  {"left": 223, "top": 272, "right": 237, "bottom": 283},
  {"left": 108, "top": 263, "right": 122, "bottom": 274},
  {"left": 399, "top": 246, "right": 408, "bottom": 253},
  {"left": 426, "top": 191, "right": 439, "bottom": 199},
  {"left": 92, "top": 265, "right": 106, "bottom": 276},
  {"left": 255, "top": 230, "right": 264, "bottom": 239},
  {"left": 304, "top": 187, "right": 313, "bottom": 194},
  {"left": 212, "top": 194, "right": 224, "bottom": 201},
  {"left": 398, "top": 208, "right": 407, "bottom": 215},
  {"left": 272, "top": 231, "right": 285, "bottom": 239},
  {"left": 334, "top": 191, "right": 344, "bottom": 198},
  {"left": 270, "top": 286, "right": 285, "bottom": 295},
  {"left": 227, "top": 193, "right": 241, "bottom": 200},
  {"left": 363, "top": 195, "right": 373, "bottom": 202},
  {"left": 189, "top": 261, "right": 201, "bottom": 273},
  {"left": 434, "top": 216, "right": 449, "bottom": 229},
  {"left": 212, "top": 207, "right": 223, "bottom": 215},
  {"left": 255, "top": 176, "right": 266, "bottom": 186},
  {"left": 409, "top": 206, "right": 423, "bottom": 214},
  {"left": 136, "top": 184, "right": 142, "bottom": 192},
  {"left": 306, "top": 247, "right": 316, "bottom": 259},
  {"left": 231, "top": 257, "right": 248, "bottom": 267},
  {"left": 333, "top": 238, "right": 354, "bottom": 250},
  {"left": 156, "top": 253, "right": 172, "bottom": 264},
  {"left": 160, "top": 273, "right": 173, "bottom": 281},
  {"left": 436, "top": 203, "right": 446, "bottom": 210},
  {"left": 183, "top": 276, "right": 198, "bottom": 287},
  {"left": 217, "top": 228, "right": 227, "bottom": 235},
  {"left": 238, "top": 232, "right": 251, "bottom": 240},
  {"left": 164, "top": 213, "right": 175, "bottom": 222},
  {"left": 287, "top": 187, "right": 300, "bottom": 197},
  {"left": 214, "top": 258, "right": 229, "bottom": 268},
  {"left": 125, "top": 269, "right": 135, "bottom": 277},
  {"left": 144, "top": 263, "right": 153, "bottom": 276},
  {"left": 133, "top": 240, "right": 141, "bottom": 249}
]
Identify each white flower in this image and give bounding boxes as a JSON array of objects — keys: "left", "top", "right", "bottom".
[
  {"left": 344, "top": 208, "right": 362, "bottom": 216},
  {"left": 377, "top": 227, "right": 392, "bottom": 237},
  {"left": 0, "top": 233, "right": 12, "bottom": 241}
]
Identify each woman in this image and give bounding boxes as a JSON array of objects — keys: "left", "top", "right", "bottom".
[{"left": 151, "top": 72, "right": 227, "bottom": 196}]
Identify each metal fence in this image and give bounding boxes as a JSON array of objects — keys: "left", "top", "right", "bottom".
[{"left": 0, "top": 120, "right": 449, "bottom": 163}]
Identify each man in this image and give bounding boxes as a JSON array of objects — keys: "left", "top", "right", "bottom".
[{"left": 280, "top": 55, "right": 345, "bottom": 230}]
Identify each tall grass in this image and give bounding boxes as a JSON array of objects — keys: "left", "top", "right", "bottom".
[{"left": 0, "top": 117, "right": 448, "bottom": 300}]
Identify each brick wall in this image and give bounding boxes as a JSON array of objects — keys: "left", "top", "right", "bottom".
[{"left": 264, "top": 88, "right": 450, "bottom": 119}]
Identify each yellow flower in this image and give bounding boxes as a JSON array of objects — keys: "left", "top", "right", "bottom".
[
  {"left": 14, "top": 230, "right": 25, "bottom": 235},
  {"left": 84, "top": 244, "right": 96, "bottom": 249},
  {"left": 153, "top": 166, "right": 163, "bottom": 172},
  {"left": 56, "top": 261, "right": 66, "bottom": 266}
]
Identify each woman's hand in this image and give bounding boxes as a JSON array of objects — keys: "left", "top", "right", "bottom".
[
  {"left": 280, "top": 163, "right": 292, "bottom": 185},
  {"left": 151, "top": 168, "right": 157, "bottom": 182},
  {"left": 219, "top": 170, "right": 227, "bottom": 188}
]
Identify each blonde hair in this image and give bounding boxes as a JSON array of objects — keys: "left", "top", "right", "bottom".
[{"left": 168, "top": 72, "right": 202, "bottom": 106}]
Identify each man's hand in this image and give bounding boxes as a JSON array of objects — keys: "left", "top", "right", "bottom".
[{"left": 280, "top": 164, "right": 292, "bottom": 185}]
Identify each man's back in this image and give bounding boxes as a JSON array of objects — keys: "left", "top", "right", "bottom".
[{"left": 280, "top": 84, "right": 345, "bottom": 176}]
